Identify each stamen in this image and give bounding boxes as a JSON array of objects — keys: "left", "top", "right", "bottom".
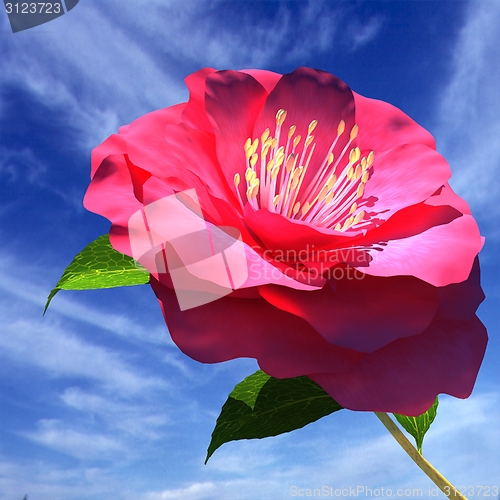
[{"left": 238, "top": 111, "right": 373, "bottom": 232}]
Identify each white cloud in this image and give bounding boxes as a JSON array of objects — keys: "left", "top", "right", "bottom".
[
  {"left": 25, "top": 419, "right": 126, "bottom": 461},
  {"left": 436, "top": 0, "right": 500, "bottom": 218}
]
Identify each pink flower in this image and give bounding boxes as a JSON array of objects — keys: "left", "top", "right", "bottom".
[{"left": 84, "top": 67, "right": 486, "bottom": 415}]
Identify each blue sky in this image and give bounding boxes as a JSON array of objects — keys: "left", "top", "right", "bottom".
[{"left": 0, "top": 1, "right": 499, "bottom": 499}]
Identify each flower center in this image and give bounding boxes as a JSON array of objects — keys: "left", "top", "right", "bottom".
[{"left": 234, "top": 109, "right": 375, "bottom": 232}]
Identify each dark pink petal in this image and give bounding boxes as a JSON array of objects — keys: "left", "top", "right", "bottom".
[
  {"left": 252, "top": 67, "right": 355, "bottom": 195},
  {"left": 424, "top": 182, "right": 472, "bottom": 215},
  {"left": 150, "top": 278, "right": 361, "bottom": 377},
  {"left": 243, "top": 204, "right": 350, "bottom": 254},
  {"left": 258, "top": 274, "right": 438, "bottom": 353},
  {"left": 204, "top": 70, "right": 269, "bottom": 189},
  {"left": 359, "top": 214, "right": 483, "bottom": 286},
  {"left": 311, "top": 316, "right": 487, "bottom": 415},
  {"left": 84, "top": 154, "right": 143, "bottom": 256},
  {"left": 240, "top": 69, "right": 282, "bottom": 94},
  {"left": 182, "top": 67, "right": 217, "bottom": 133},
  {"left": 362, "top": 144, "right": 452, "bottom": 219},
  {"left": 434, "top": 257, "right": 485, "bottom": 321},
  {"left": 353, "top": 91, "right": 436, "bottom": 151},
  {"left": 355, "top": 203, "right": 463, "bottom": 244},
  {"left": 131, "top": 123, "right": 234, "bottom": 203},
  {"left": 90, "top": 133, "right": 127, "bottom": 178}
]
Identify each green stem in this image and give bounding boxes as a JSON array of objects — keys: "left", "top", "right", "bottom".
[{"left": 375, "top": 412, "right": 467, "bottom": 499}]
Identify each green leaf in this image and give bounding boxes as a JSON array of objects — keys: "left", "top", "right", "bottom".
[
  {"left": 393, "top": 396, "right": 439, "bottom": 454},
  {"left": 44, "top": 234, "right": 149, "bottom": 313},
  {"left": 206, "top": 370, "right": 343, "bottom": 463}
]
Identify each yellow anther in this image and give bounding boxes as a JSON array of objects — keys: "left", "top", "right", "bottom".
[
  {"left": 245, "top": 167, "right": 253, "bottom": 182},
  {"left": 276, "top": 109, "right": 287, "bottom": 126},
  {"left": 334, "top": 223, "right": 342, "bottom": 231},
  {"left": 356, "top": 182, "right": 365, "bottom": 198},
  {"left": 292, "top": 166, "right": 303, "bottom": 183},
  {"left": 361, "top": 170, "right": 370, "bottom": 183},
  {"left": 349, "top": 202, "right": 358, "bottom": 214},
  {"left": 251, "top": 138, "right": 259, "bottom": 155},
  {"left": 325, "top": 191, "right": 334, "bottom": 205},
  {"left": 261, "top": 128, "right": 270, "bottom": 143},
  {"left": 271, "top": 138, "right": 278, "bottom": 149},
  {"left": 301, "top": 202, "right": 311, "bottom": 216},
  {"left": 327, "top": 174, "right": 337, "bottom": 190},
  {"left": 327, "top": 152, "right": 334, "bottom": 166},
  {"left": 286, "top": 154, "right": 295, "bottom": 173},
  {"left": 337, "top": 120, "right": 345, "bottom": 136},
  {"left": 275, "top": 154, "right": 285, "bottom": 168},
  {"left": 354, "top": 164, "right": 362, "bottom": 180},
  {"left": 367, "top": 151, "right": 375, "bottom": 167},
  {"left": 262, "top": 144, "right": 271, "bottom": 158},
  {"left": 249, "top": 170, "right": 257, "bottom": 184},
  {"left": 308, "top": 120, "right": 318, "bottom": 134},
  {"left": 343, "top": 216, "right": 354, "bottom": 231},
  {"left": 271, "top": 164, "right": 280, "bottom": 180},
  {"left": 276, "top": 145, "right": 285, "bottom": 158},
  {"left": 353, "top": 210, "right": 365, "bottom": 225},
  {"left": 350, "top": 124, "right": 359, "bottom": 141},
  {"left": 347, "top": 166, "right": 354, "bottom": 180},
  {"left": 251, "top": 178, "right": 260, "bottom": 198},
  {"left": 361, "top": 157, "right": 367, "bottom": 170},
  {"left": 273, "top": 194, "right": 281, "bottom": 206},
  {"left": 292, "top": 201, "right": 301, "bottom": 216},
  {"left": 305, "top": 135, "right": 314, "bottom": 147},
  {"left": 288, "top": 125, "right": 297, "bottom": 139},
  {"left": 234, "top": 173, "right": 240, "bottom": 187},
  {"left": 318, "top": 184, "right": 330, "bottom": 203},
  {"left": 293, "top": 135, "right": 302, "bottom": 148},
  {"left": 349, "top": 147, "right": 360, "bottom": 164},
  {"left": 267, "top": 159, "right": 274, "bottom": 173},
  {"left": 246, "top": 187, "right": 253, "bottom": 200},
  {"left": 250, "top": 153, "right": 258, "bottom": 168},
  {"left": 244, "top": 137, "right": 252, "bottom": 151}
]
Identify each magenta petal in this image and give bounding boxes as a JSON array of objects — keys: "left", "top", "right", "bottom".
[
  {"left": 204, "top": 70, "right": 269, "bottom": 188},
  {"left": 425, "top": 182, "right": 472, "bottom": 215},
  {"left": 361, "top": 214, "right": 483, "bottom": 286},
  {"left": 311, "top": 316, "right": 487, "bottom": 415},
  {"left": 353, "top": 91, "right": 436, "bottom": 151},
  {"left": 150, "top": 278, "right": 361, "bottom": 377},
  {"left": 253, "top": 67, "right": 355, "bottom": 193},
  {"left": 182, "top": 67, "right": 217, "bottom": 133},
  {"left": 240, "top": 69, "right": 282, "bottom": 94},
  {"left": 259, "top": 274, "right": 438, "bottom": 353},
  {"left": 363, "top": 144, "right": 452, "bottom": 219}
]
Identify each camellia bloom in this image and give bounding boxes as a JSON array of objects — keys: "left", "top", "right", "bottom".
[{"left": 84, "top": 67, "right": 487, "bottom": 415}]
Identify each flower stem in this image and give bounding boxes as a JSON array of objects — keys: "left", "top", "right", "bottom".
[{"left": 375, "top": 412, "right": 467, "bottom": 499}]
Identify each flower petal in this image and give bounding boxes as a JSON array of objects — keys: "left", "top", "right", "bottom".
[
  {"left": 252, "top": 67, "right": 355, "bottom": 194},
  {"left": 204, "top": 70, "right": 269, "bottom": 188},
  {"left": 240, "top": 69, "right": 282, "bottom": 94},
  {"left": 150, "top": 277, "right": 361, "bottom": 377},
  {"left": 258, "top": 273, "right": 438, "bottom": 353},
  {"left": 182, "top": 67, "right": 217, "bottom": 133},
  {"left": 311, "top": 315, "right": 487, "bottom": 415},
  {"left": 360, "top": 214, "right": 483, "bottom": 286},
  {"left": 353, "top": 91, "right": 436, "bottom": 151},
  {"left": 362, "top": 144, "right": 452, "bottom": 219}
]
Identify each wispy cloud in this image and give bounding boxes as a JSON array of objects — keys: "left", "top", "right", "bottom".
[{"left": 435, "top": 0, "right": 500, "bottom": 219}]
